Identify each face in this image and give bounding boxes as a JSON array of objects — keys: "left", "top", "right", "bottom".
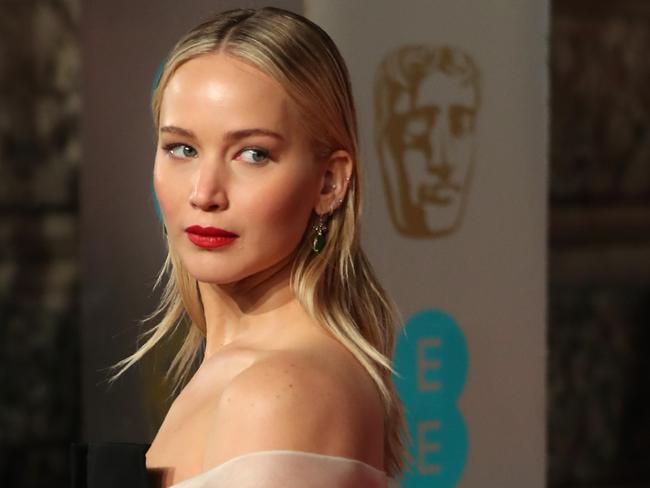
[
  {"left": 154, "top": 53, "right": 323, "bottom": 285},
  {"left": 377, "top": 67, "right": 478, "bottom": 236}
]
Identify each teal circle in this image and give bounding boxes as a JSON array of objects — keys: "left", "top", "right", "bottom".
[
  {"left": 393, "top": 309, "right": 469, "bottom": 487},
  {"left": 151, "top": 182, "right": 163, "bottom": 225},
  {"left": 151, "top": 61, "right": 165, "bottom": 225},
  {"left": 151, "top": 60, "right": 165, "bottom": 92}
]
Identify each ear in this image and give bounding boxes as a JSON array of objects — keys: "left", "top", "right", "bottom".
[{"left": 314, "top": 149, "right": 353, "bottom": 216}]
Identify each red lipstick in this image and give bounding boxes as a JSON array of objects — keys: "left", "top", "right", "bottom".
[{"left": 185, "top": 225, "right": 238, "bottom": 249}]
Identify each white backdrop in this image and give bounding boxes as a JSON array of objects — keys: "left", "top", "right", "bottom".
[{"left": 305, "top": 1, "right": 548, "bottom": 487}]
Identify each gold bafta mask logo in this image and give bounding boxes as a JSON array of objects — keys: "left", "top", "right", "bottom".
[{"left": 374, "top": 45, "right": 481, "bottom": 238}]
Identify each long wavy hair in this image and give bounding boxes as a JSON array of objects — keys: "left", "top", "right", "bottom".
[{"left": 111, "top": 6, "right": 408, "bottom": 477}]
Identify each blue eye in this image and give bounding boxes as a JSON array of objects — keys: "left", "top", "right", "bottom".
[
  {"left": 164, "top": 143, "right": 198, "bottom": 159},
  {"left": 239, "top": 147, "right": 269, "bottom": 165}
]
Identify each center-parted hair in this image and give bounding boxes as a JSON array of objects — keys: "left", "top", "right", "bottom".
[{"left": 111, "top": 7, "right": 408, "bottom": 477}]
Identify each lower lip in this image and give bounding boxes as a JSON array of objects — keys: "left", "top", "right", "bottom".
[{"left": 186, "top": 232, "right": 238, "bottom": 249}]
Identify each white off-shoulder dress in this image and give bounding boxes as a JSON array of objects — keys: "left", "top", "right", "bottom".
[{"left": 169, "top": 450, "right": 389, "bottom": 488}]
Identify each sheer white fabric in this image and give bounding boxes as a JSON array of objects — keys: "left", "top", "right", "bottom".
[{"left": 169, "top": 450, "right": 388, "bottom": 488}]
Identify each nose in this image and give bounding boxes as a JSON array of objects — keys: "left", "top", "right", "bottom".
[
  {"left": 427, "top": 122, "right": 451, "bottom": 179},
  {"left": 189, "top": 161, "right": 229, "bottom": 211}
]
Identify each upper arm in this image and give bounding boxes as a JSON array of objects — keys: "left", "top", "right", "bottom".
[{"left": 202, "top": 354, "right": 368, "bottom": 469}]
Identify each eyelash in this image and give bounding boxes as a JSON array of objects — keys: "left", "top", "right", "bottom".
[
  {"left": 162, "top": 143, "right": 197, "bottom": 159},
  {"left": 161, "top": 143, "right": 271, "bottom": 165},
  {"left": 238, "top": 147, "right": 270, "bottom": 165}
]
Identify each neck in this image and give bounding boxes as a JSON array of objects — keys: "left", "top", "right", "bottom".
[{"left": 198, "top": 252, "right": 303, "bottom": 360}]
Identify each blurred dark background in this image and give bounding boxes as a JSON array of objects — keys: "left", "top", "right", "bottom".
[
  {"left": 0, "top": 0, "right": 80, "bottom": 486},
  {"left": 549, "top": 1, "right": 650, "bottom": 486},
  {"left": 1, "top": 0, "right": 649, "bottom": 487}
]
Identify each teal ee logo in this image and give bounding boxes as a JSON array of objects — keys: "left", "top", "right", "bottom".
[
  {"left": 393, "top": 309, "right": 469, "bottom": 487},
  {"left": 152, "top": 182, "right": 163, "bottom": 225},
  {"left": 152, "top": 61, "right": 165, "bottom": 227}
]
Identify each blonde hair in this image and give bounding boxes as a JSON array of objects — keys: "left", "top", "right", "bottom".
[{"left": 111, "top": 6, "right": 409, "bottom": 477}]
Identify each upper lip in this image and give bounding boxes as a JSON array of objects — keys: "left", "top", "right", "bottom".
[{"left": 185, "top": 225, "right": 238, "bottom": 237}]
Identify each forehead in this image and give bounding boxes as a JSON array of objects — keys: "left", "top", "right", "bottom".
[
  {"left": 399, "top": 72, "right": 477, "bottom": 112},
  {"left": 159, "top": 53, "right": 299, "bottom": 134}
]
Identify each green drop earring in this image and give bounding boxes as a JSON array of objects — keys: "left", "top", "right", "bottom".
[
  {"left": 312, "top": 215, "right": 328, "bottom": 253},
  {"left": 312, "top": 176, "right": 349, "bottom": 253}
]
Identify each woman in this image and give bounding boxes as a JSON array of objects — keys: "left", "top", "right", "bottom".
[{"left": 109, "top": 6, "right": 407, "bottom": 487}]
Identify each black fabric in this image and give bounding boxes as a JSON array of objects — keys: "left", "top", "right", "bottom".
[{"left": 70, "top": 442, "right": 152, "bottom": 488}]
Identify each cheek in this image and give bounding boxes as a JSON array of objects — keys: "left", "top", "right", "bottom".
[
  {"left": 451, "top": 141, "right": 474, "bottom": 175},
  {"left": 245, "top": 176, "right": 317, "bottom": 235},
  {"left": 153, "top": 158, "right": 185, "bottom": 223}
]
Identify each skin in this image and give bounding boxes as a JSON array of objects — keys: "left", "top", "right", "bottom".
[{"left": 145, "top": 53, "right": 385, "bottom": 486}]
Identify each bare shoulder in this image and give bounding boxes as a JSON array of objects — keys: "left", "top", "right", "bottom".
[{"left": 202, "top": 343, "right": 385, "bottom": 470}]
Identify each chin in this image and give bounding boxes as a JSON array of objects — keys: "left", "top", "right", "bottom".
[
  {"left": 422, "top": 206, "right": 461, "bottom": 234},
  {"left": 170, "top": 248, "right": 235, "bottom": 283},
  {"left": 183, "top": 262, "right": 247, "bottom": 285},
  {"left": 182, "top": 253, "right": 286, "bottom": 287},
  {"left": 171, "top": 236, "right": 298, "bottom": 286}
]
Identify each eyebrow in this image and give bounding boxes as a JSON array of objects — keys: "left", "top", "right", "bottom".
[
  {"left": 159, "top": 125, "right": 287, "bottom": 143},
  {"left": 159, "top": 125, "right": 196, "bottom": 138}
]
